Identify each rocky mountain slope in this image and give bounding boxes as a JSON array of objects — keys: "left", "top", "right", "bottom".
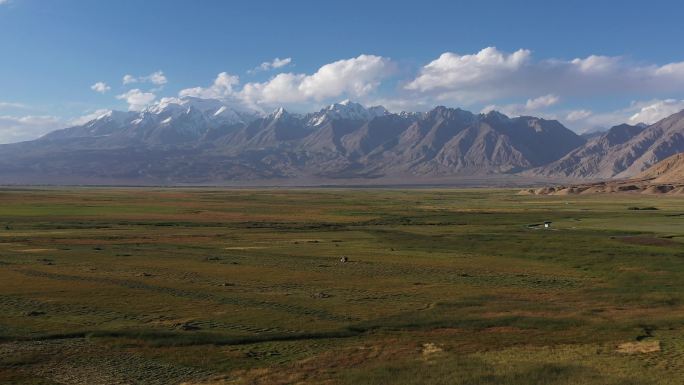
[
  {"left": 636, "top": 152, "right": 684, "bottom": 183},
  {"left": 529, "top": 110, "right": 684, "bottom": 179}
]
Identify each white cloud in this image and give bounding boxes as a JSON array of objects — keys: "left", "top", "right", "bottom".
[
  {"left": 565, "top": 110, "right": 593, "bottom": 122},
  {"left": 239, "top": 54, "right": 393, "bottom": 106},
  {"left": 525, "top": 94, "right": 560, "bottom": 110},
  {"left": 481, "top": 94, "right": 560, "bottom": 117},
  {"left": 122, "top": 71, "right": 167, "bottom": 86},
  {"left": 147, "top": 71, "right": 167, "bottom": 86},
  {"left": 249, "top": 57, "right": 293, "bottom": 73},
  {"left": 570, "top": 55, "right": 621, "bottom": 73},
  {"left": 0, "top": 0, "right": 9, "bottom": 5},
  {"left": 406, "top": 47, "right": 531, "bottom": 95},
  {"left": 0, "top": 101, "right": 27, "bottom": 109},
  {"left": 116, "top": 89, "right": 156, "bottom": 111},
  {"left": 239, "top": 73, "right": 306, "bottom": 105},
  {"left": 364, "top": 97, "right": 432, "bottom": 113},
  {"left": 0, "top": 108, "right": 132, "bottom": 144},
  {"left": 654, "top": 62, "right": 684, "bottom": 77},
  {"left": 565, "top": 109, "right": 640, "bottom": 133},
  {"left": 551, "top": 99, "right": 684, "bottom": 133},
  {"left": 477, "top": 96, "right": 676, "bottom": 133},
  {"left": 178, "top": 72, "right": 240, "bottom": 99},
  {"left": 405, "top": 47, "right": 684, "bottom": 104},
  {"left": 68, "top": 109, "right": 112, "bottom": 126},
  {"left": 178, "top": 55, "right": 393, "bottom": 109},
  {"left": 0, "top": 115, "right": 62, "bottom": 144},
  {"left": 404, "top": 48, "right": 684, "bottom": 132},
  {"left": 268, "top": 57, "right": 292, "bottom": 69},
  {"left": 90, "top": 81, "right": 111, "bottom": 94},
  {"left": 628, "top": 99, "right": 684, "bottom": 124}
]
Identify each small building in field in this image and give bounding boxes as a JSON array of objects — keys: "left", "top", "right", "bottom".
[{"left": 544, "top": 221, "right": 552, "bottom": 228}]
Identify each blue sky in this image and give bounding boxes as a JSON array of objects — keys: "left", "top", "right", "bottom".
[{"left": 2, "top": 0, "right": 684, "bottom": 142}]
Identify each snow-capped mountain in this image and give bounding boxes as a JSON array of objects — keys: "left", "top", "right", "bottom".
[
  {"left": 44, "top": 97, "right": 264, "bottom": 146},
  {"left": 43, "top": 98, "right": 394, "bottom": 148},
  {"left": 146, "top": 97, "right": 261, "bottom": 126},
  {"left": 0, "top": 97, "right": 600, "bottom": 184},
  {"left": 42, "top": 110, "right": 138, "bottom": 140},
  {"left": 308, "top": 100, "right": 389, "bottom": 126},
  {"left": 7, "top": 96, "right": 684, "bottom": 185}
]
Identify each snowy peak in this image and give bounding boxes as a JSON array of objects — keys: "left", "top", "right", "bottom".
[
  {"left": 269, "top": 107, "right": 288, "bottom": 120},
  {"left": 145, "top": 97, "right": 262, "bottom": 126},
  {"left": 309, "top": 100, "right": 389, "bottom": 126},
  {"left": 92, "top": 110, "right": 135, "bottom": 124},
  {"left": 324, "top": 100, "right": 388, "bottom": 119},
  {"left": 147, "top": 96, "right": 220, "bottom": 114},
  {"left": 39, "top": 109, "right": 138, "bottom": 140},
  {"left": 42, "top": 97, "right": 264, "bottom": 144}
]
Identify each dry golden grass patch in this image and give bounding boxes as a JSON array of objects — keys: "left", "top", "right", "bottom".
[{"left": 616, "top": 340, "right": 661, "bottom": 354}]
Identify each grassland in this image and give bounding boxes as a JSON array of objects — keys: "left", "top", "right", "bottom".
[{"left": 0, "top": 187, "right": 683, "bottom": 384}]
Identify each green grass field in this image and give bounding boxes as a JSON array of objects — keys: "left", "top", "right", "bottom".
[{"left": 1, "top": 188, "right": 683, "bottom": 384}]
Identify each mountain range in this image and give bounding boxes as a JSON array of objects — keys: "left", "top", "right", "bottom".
[{"left": 1, "top": 97, "right": 684, "bottom": 185}]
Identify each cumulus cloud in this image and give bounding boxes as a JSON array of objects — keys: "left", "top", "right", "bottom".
[
  {"left": 524, "top": 94, "right": 560, "bottom": 110},
  {"left": 405, "top": 47, "right": 684, "bottom": 104},
  {"left": 178, "top": 72, "right": 240, "bottom": 99},
  {"left": 363, "top": 97, "right": 433, "bottom": 114},
  {"left": 628, "top": 99, "right": 684, "bottom": 124},
  {"left": 177, "top": 55, "right": 393, "bottom": 109},
  {"left": 564, "top": 108, "right": 642, "bottom": 133},
  {"left": 0, "top": 115, "right": 63, "bottom": 144},
  {"left": 147, "top": 71, "right": 168, "bottom": 86},
  {"left": 122, "top": 71, "right": 167, "bottom": 86},
  {"left": 406, "top": 47, "right": 530, "bottom": 95},
  {"left": 249, "top": 57, "right": 293, "bottom": 73},
  {"left": 68, "top": 109, "right": 112, "bottom": 126},
  {"left": 569, "top": 55, "right": 621, "bottom": 73},
  {"left": 477, "top": 95, "right": 681, "bottom": 133},
  {"left": 122, "top": 74, "right": 136, "bottom": 84},
  {"left": 0, "top": 109, "right": 121, "bottom": 144},
  {"left": 116, "top": 89, "right": 156, "bottom": 111},
  {"left": 481, "top": 94, "right": 560, "bottom": 117},
  {"left": 549, "top": 99, "right": 684, "bottom": 133},
  {"left": 406, "top": 47, "right": 684, "bottom": 131},
  {"left": 90, "top": 81, "right": 111, "bottom": 94},
  {"left": 239, "top": 54, "right": 393, "bottom": 106},
  {"left": 565, "top": 109, "right": 593, "bottom": 122}
]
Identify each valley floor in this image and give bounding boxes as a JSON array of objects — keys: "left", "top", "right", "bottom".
[{"left": 1, "top": 188, "right": 683, "bottom": 384}]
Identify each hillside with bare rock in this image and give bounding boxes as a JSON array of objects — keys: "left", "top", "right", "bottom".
[
  {"left": 528, "top": 110, "right": 684, "bottom": 179},
  {"left": 522, "top": 152, "right": 684, "bottom": 195}
]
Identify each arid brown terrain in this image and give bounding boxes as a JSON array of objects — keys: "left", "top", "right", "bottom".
[{"left": 522, "top": 153, "right": 684, "bottom": 195}]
